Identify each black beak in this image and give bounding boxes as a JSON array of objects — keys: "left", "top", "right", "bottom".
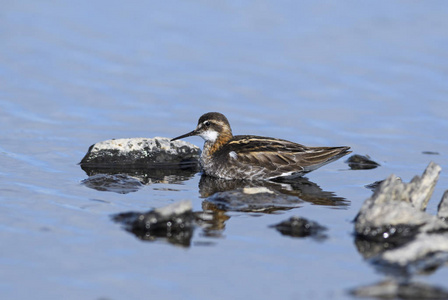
[{"left": 171, "top": 129, "right": 198, "bottom": 141}]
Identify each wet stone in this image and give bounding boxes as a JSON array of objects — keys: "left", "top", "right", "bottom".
[
  {"left": 355, "top": 162, "right": 447, "bottom": 238},
  {"left": 422, "top": 151, "right": 440, "bottom": 155},
  {"left": 113, "top": 201, "right": 195, "bottom": 247},
  {"left": 354, "top": 162, "right": 448, "bottom": 272},
  {"left": 346, "top": 154, "right": 380, "bottom": 170},
  {"left": 80, "top": 137, "right": 200, "bottom": 167},
  {"left": 270, "top": 216, "right": 327, "bottom": 240},
  {"left": 365, "top": 176, "right": 401, "bottom": 191}
]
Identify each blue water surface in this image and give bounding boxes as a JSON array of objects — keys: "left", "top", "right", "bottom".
[{"left": 1, "top": 1, "right": 448, "bottom": 299}]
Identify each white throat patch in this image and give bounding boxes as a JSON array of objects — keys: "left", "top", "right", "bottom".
[{"left": 199, "top": 130, "right": 219, "bottom": 142}]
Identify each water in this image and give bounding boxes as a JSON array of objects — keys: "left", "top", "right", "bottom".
[{"left": 1, "top": 1, "right": 448, "bottom": 299}]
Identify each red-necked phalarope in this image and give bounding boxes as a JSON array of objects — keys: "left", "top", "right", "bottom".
[{"left": 171, "top": 112, "right": 351, "bottom": 180}]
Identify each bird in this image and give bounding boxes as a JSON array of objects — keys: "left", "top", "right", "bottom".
[{"left": 171, "top": 112, "right": 351, "bottom": 180}]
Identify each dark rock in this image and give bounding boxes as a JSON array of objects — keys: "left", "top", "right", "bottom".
[
  {"left": 365, "top": 176, "right": 401, "bottom": 191},
  {"left": 113, "top": 201, "right": 195, "bottom": 247},
  {"left": 346, "top": 154, "right": 380, "bottom": 170},
  {"left": 80, "top": 137, "right": 200, "bottom": 167},
  {"left": 270, "top": 216, "right": 327, "bottom": 240},
  {"left": 422, "top": 151, "right": 440, "bottom": 155}
]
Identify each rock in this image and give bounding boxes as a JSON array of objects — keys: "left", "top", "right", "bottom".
[
  {"left": 354, "top": 162, "right": 448, "bottom": 273},
  {"left": 113, "top": 201, "right": 195, "bottom": 247},
  {"left": 355, "top": 162, "right": 447, "bottom": 240},
  {"left": 365, "top": 176, "right": 401, "bottom": 191},
  {"left": 422, "top": 151, "right": 440, "bottom": 155},
  {"left": 80, "top": 137, "right": 200, "bottom": 167},
  {"left": 270, "top": 216, "right": 327, "bottom": 239},
  {"left": 346, "top": 154, "right": 380, "bottom": 170}
]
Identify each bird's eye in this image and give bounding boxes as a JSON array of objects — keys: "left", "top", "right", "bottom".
[{"left": 204, "top": 121, "right": 211, "bottom": 127}]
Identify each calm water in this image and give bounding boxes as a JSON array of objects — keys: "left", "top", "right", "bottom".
[{"left": 1, "top": 1, "right": 448, "bottom": 299}]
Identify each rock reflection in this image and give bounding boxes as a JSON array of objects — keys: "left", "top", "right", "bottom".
[
  {"left": 112, "top": 201, "right": 195, "bottom": 247},
  {"left": 351, "top": 279, "right": 448, "bottom": 299},
  {"left": 113, "top": 201, "right": 229, "bottom": 247},
  {"left": 80, "top": 163, "right": 199, "bottom": 193},
  {"left": 352, "top": 163, "right": 448, "bottom": 296}
]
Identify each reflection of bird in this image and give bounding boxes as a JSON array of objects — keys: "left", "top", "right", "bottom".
[
  {"left": 198, "top": 175, "right": 349, "bottom": 207},
  {"left": 172, "top": 112, "right": 351, "bottom": 180}
]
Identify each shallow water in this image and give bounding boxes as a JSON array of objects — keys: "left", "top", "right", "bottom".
[{"left": 1, "top": 1, "right": 448, "bottom": 299}]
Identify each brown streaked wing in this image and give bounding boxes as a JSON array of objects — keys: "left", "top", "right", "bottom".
[
  {"left": 299, "top": 147, "right": 350, "bottom": 165},
  {"left": 227, "top": 135, "right": 308, "bottom": 154},
  {"left": 226, "top": 136, "right": 350, "bottom": 174}
]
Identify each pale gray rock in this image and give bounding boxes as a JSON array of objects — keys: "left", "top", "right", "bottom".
[
  {"left": 80, "top": 137, "right": 200, "bottom": 166},
  {"left": 355, "top": 162, "right": 447, "bottom": 237},
  {"left": 354, "top": 162, "right": 448, "bottom": 271}
]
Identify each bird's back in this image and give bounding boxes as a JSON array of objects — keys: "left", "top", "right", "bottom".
[{"left": 208, "top": 135, "right": 351, "bottom": 180}]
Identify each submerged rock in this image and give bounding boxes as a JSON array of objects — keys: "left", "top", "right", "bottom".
[
  {"left": 365, "top": 176, "right": 401, "bottom": 191},
  {"left": 113, "top": 201, "right": 195, "bottom": 247},
  {"left": 80, "top": 137, "right": 200, "bottom": 167},
  {"left": 270, "top": 216, "right": 327, "bottom": 240},
  {"left": 346, "top": 154, "right": 380, "bottom": 170},
  {"left": 354, "top": 162, "right": 448, "bottom": 272}
]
